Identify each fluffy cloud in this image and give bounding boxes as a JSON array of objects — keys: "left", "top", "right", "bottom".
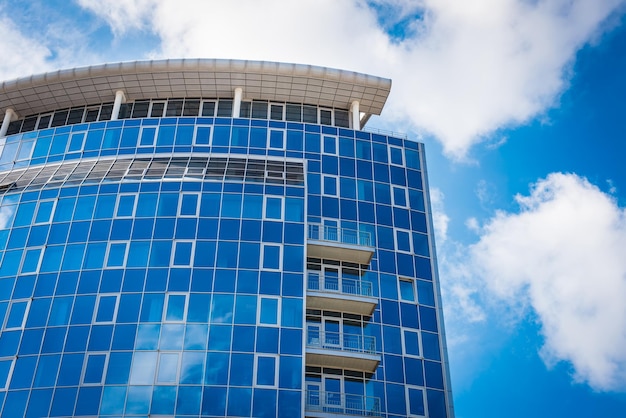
[
  {"left": 0, "top": 15, "right": 51, "bottom": 80},
  {"left": 77, "top": 0, "right": 625, "bottom": 157},
  {"left": 469, "top": 173, "right": 626, "bottom": 390}
]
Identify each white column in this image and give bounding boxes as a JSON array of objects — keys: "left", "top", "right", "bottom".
[
  {"left": 350, "top": 100, "right": 360, "bottom": 130},
  {"left": 0, "top": 108, "right": 17, "bottom": 138},
  {"left": 110, "top": 90, "right": 126, "bottom": 121},
  {"left": 233, "top": 87, "right": 243, "bottom": 118}
]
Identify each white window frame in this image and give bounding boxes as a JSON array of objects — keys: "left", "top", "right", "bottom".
[
  {"left": 392, "top": 186, "right": 409, "bottom": 208},
  {"left": 138, "top": 126, "right": 158, "bottom": 147},
  {"left": 163, "top": 293, "right": 189, "bottom": 323},
  {"left": 178, "top": 193, "right": 201, "bottom": 217},
  {"left": 269, "top": 103, "right": 285, "bottom": 121},
  {"left": 81, "top": 352, "right": 109, "bottom": 385},
  {"left": 200, "top": 100, "right": 217, "bottom": 117},
  {"left": 19, "top": 247, "right": 44, "bottom": 274},
  {"left": 115, "top": 193, "right": 138, "bottom": 218},
  {"left": 254, "top": 354, "right": 279, "bottom": 388},
  {"left": 319, "top": 108, "right": 334, "bottom": 125},
  {"left": 171, "top": 240, "right": 196, "bottom": 267},
  {"left": 36, "top": 113, "right": 53, "bottom": 130},
  {"left": 0, "top": 357, "right": 16, "bottom": 390},
  {"left": 268, "top": 129, "right": 286, "bottom": 150},
  {"left": 401, "top": 328, "right": 422, "bottom": 358},
  {"left": 83, "top": 106, "right": 101, "bottom": 123},
  {"left": 263, "top": 196, "right": 284, "bottom": 220},
  {"left": 156, "top": 352, "right": 181, "bottom": 384},
  {"left": 93, "top": 293, "right": 120, "bottom": 324},
  {"left": 2, "top": 299, "right": 31, "bottom": 330},
  {"left": 148, "top": 100, "right": 166, "bottom": 118},
  {"left": 105, "top": 241, "right": 129, "bottom": 268},
  {"left": 395, "top": 228, "right": 413, "bottom": 254},
  {"left": 192, "top": 124, "right": 213, "bottom": 146},
  {"left": 33, "top": 199, "right": 57, "bottom": 225},
  {"left": 399, "top": 277, "right": 417, "bottom": 302},
  {"left": 322, "top": 175, "right": 339, "bottom": 197},
  {"left": 68, "top": 132, "right": 86, "bottom": 152},
  {"left": 260, "top": 244, "right": 283, "bottom": 271},
  {"left": 257, "top": 296, "right": 281, "bottom": 327},
  {"left": 322, "top": 135, "right": 338, "bottom": 156},
  {"left": 389, "top": 145, "right": 405, "bottom": 167},
  {"left": 406, "top": 385, "right": 427, "bottom": 417}
]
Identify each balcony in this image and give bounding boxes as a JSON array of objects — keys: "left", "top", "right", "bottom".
[
  {"left": 307, "top": 224, "right": 374, "bottom": 265},
  {"left": 307, "top": 272, "right": 377, "bottom": 316},
  {"left": 306, "top": 331, "right": 380, "bottom": 372},
  {"left": 305, "top": 391, "right": 381, "bottom": 417}
]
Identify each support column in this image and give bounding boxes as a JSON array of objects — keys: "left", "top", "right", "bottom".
[
  {"left": 351, "top": 100, "right": 360, "bottom": 130},
  {"left": 110, "top": 90, "right": 126, "bottom": 121},
  {"left": 233, "top": 87, "right": 243, "bottom": 118},
  {"left": 0, "top": 108, "right": 17, "bottom": 138}
]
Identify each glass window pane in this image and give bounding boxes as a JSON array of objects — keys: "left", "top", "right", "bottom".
[
  {"left": 259, "top": 298, "right": 278, "bottom": 325},
  {"left": 256, "top": 356, "right": 275, "bottom": 386},
  {"left": 265, "top": 197, "right": 282, "bottom": 220},
  {"left": 400, "top": 280, "right": 415, "bottom": 302},
  {"left": 84, "top": 354, "right": 106, "bottom": 384},
  {"left": 96, "top": 295, "right": 117, "bottom": 322},
  {"left": 166, "top": 294, "right": 186, "bottom": 321},
  {"left": 157, "top": 353, "right": 179, "bottom": 383}
]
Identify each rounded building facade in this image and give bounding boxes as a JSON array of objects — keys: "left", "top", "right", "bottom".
[{"left": 0, "top": 59, "right": 453, "bottom": 418}]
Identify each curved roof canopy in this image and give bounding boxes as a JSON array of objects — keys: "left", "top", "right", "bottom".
[{"left": 0, "top": 59, "right": 392, "bottom": 119}]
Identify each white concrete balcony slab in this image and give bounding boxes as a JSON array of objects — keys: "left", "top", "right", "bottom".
[
  {"left": 307, "top": 224, "right": 374, "bottom": 265},
  {"left": 305, "top": 331, "right": 380, "bottom": 373},
  {"left": 305, "top": 391, "right": 381, "bottom": 417},
  {"left": 306, "top": 272, "right": 377, "bottom": 316}
]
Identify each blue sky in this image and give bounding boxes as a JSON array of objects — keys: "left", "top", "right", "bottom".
[{"left": 1, "top": 1, "right": 626, "bottom": 416}]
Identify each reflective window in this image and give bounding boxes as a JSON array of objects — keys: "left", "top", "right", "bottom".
[
  {"left": 116, "top": 194, "right": 137, "bottom": 217},
  {"left": 396, "top": 229, "right": 412, "bottom": 253},
  {"left": 261, "top": 244, "right": 282, "bottom": 270},
  {"left": 323, "top": 175, "right": 338, "bottom": 196},
  {"left": 393, "top": 186, "right": 408, "bottom": 207},
  {"left": 269, "top": 129, "right": 284, "bottom": 149},
  {"left": 399, "top": 279, "right": 416, "bottom": 302},
  {"left": 403, "top": 329, "right": 420, "bottom": 357},
  {"left": 157, "top": 352, "right": 180, "bottom": 383},
  {"left": 255, "top": 355, "right": 278, "bottom": 387},
  {"left": 172, "top": 241, "right": 194, "bottom": 266},
  {"left": 95, "top": 294, "right": 119, "bottom": 323},
  {"left": 389, "top": 145, "right": 405, "bottom": 166},
  {"left": 264, "top": 196, "right": 283, "bottom": 220},
  {"left": 34, "top": 200, "right": 56, "bottom": 224},
  {"left": 82, "top": 353, "right": 107, "bottom": 384},
  {"left": 258, "top": 297, "right": 279, "bottom": 325},
  {"left": 165, "top": 293, "right": 188, "bottom": 322},
  {"left": 179, "top": 193, "right": 200, "bottom": 216},
  {"left": 408, "top": 387, "right": 426, "bottom": 416},
  {"left": 106, "top": 242, "right": 127, "bottom": 267},
  {"left": 4, "top": 299, "right": 30, "bottom": 329}
]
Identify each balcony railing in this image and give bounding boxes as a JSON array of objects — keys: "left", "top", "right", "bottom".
[
  {"left": 307, "top": 272, "right": 373, "bottom": 298},
  {"left": 307, "top": 330, "right": 376, "bottom": 355},
  {"left": 308, "top": 224, "right": 372, "bottom": 248},
  {"left": 305, "top": 390, "right": 381, "bottom": 417}
]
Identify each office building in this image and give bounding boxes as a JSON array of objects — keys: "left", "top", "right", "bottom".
[{"left": 0, "top": 59, "right": 453, "bottom": 417}]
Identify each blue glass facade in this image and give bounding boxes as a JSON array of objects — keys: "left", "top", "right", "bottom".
[{"left": 0, "top": 61, "right": 452, "bottom": 418}]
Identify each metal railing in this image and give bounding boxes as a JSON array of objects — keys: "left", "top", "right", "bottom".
[
  {"left": 305, "top": 390, "right": 381, "bottom": 417},
  {"left": 308, "top": 224, "right": 372, "bottom": 248},
  {"left": 307, "top": 271, "right": 373, "bottom": 298},
  {"left": 307, "top": 330, "right": 376, "bottom": 355}
]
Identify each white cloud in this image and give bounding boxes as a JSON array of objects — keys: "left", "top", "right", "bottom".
[
  {"left": 77, "top": 0, "right": 625, "bottom": 157},
  {"left": 469, "top": 173, "right": 626, "bottom": 390},
  {"left": 0, "top": 15, "right": 52, "bottom": 81}
]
